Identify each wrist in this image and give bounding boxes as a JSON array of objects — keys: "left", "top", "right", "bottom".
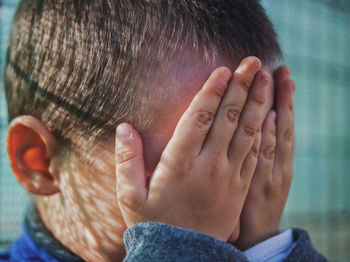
[{"left": 235, "top": 228, "right": 280, "bottom": 251}]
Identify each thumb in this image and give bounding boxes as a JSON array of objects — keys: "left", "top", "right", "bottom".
[{"left": 115, "top": 123, "right": 147, "bottom": 215}]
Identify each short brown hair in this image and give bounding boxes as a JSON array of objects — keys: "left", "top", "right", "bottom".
[{"left": 4, "top": 0, "right": 281, "bottom": 152}]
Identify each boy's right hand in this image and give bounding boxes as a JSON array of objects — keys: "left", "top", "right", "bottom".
[{"left": 115, "top": 57, "right": 270, "bottom": 241}]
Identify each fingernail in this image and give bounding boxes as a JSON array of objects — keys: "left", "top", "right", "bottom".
[
  {"left": 235, "top": 62, "right": 248, "bottom": 75},
  {"left": 236, "top": 57, "right": 262, "bottom": 75},
  {"left": 116, "top": 124, "right": 130, "bottom": 139},
  {"left": 269, "top": 110, "right": 277, "bottom": 122}
]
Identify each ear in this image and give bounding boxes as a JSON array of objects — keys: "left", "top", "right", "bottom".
[{"left": 7, "top": 115, "right": 60, "bottom": 195}]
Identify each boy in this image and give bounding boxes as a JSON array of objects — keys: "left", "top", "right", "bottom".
[
  {"left": 1, "top": 0, "right": 326, "bottom": 261},
  {"left": 117, "top": 58, "right": 325, "bottom": 262}
]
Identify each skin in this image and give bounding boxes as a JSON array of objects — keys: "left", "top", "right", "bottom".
[
  {"left": 6, "top": 51, "right": 294, "bottom": 261},
  {"left": 139, "top": 50, "right": 275, "bottom": 175},
  {"left": 116, "top": 57, "right": 268, "bottom": 241},
  {"left": 116, "top": 58, "right": 295, "bottom": 244},
  {"left": 234, "top": 66, "right": 295, "bottom": 250}
]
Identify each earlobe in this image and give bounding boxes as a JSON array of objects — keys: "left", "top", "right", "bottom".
[{"left": 7, "top": 116, "right": 60, "bottom": 195}]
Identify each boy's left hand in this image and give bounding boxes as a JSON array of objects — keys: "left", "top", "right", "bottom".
[
  {"left": 115, "top": 58, "right": 268, "bottom": 241},
  {"left": 230, "top": 66, "right": 295, "bottom": 250}
]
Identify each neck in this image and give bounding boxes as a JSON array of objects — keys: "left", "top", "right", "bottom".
[{"left": 35, "top": 170, "right": 127, "bottom": 262}]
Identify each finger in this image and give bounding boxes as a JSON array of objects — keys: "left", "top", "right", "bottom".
[
  {"left": 115, "top": 123, "right": 147, "bottom": 212},
  {"left": 163, "top": 67, "right": 232, "bottom": 159},
  {"left": 228, "top": 70, "right": 270, "bottom": 166},
  {"left": 254, "top": 110, "right": 277, "bottom": 181},
  {"left": 274, "top": 66, "right": 292, "bottom": 91},
  {"left": 239, "top": 130, "right": 262, "bottom": 181},
  {"left": 273, "top": 79, "right": 295, "bottom": 178},
  {"left": 203, "top": 57, "right": 262, "bottom": 156}
]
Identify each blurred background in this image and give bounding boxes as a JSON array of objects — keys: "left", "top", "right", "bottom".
[{"left": 0, "top": 0, "right": 349, "bottom": 261}]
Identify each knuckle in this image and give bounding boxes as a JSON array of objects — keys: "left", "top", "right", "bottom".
[
  {"left": 283, "top": 128, "right": 294, "bottom": 142},
  {"left": 217, "top": 68, "right": 231, "bottom": 84},
  {"left": 260, "top": 158, "right": 273, "bottom": 171},
  {"left": 252, "top": 88, "right": 266, "bottom": 107},
  {"left": 288, "top": 100, "right": 294, "bottom": 112},
  {"left": 239, "top": 77, "right": 251, "bottom": 93},
  {"left": 281, "top": 170, "right": 293, "bottom": 188},
  {"left": 262, "top": 145, "right": 276, "bottom": 160},
  {"left": 233, "top": 72, "right": 252, "bottom": 93},
  {"left": 256, "top": 128, "right": 262, "bottom": 139},
  {"left": 116, "top": 149, "right": 137, "bottom": 164},
  {"left": 280, "top": 165, "right": 290, "bottom": 177},
  {"left": 194, "top": 110, "right": 215, "bottom": 130},
  {"left": 269, "top": 126, "right": 276, "bottom": 136},
  {"left": 208, "top": 85, "right": 225, "bottom": 99},
  {"left": 250, "top": 144, "right": 260, "bottom": 158},
  {"left": 259, "top": 72, "right": 272, "bottom": 85},
  {"left": 243, "top": 125, "right": 257, "bottom": 139},
  {"left": 208, "top": 156, "right": 222, "bottom": 179},
  {"left": 224, "top": 105, "right": 241, "bottom": 123},
  {"left": 263, "top": 181, "right": 276, "bottom": 197},
  {"left": 118, "top": 191, "right": 140, "bottom": 210},
  {"left": 285, "top": 170, "right": 294, "bottom": 182}
]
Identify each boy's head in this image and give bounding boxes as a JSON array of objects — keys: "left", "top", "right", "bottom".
[{"left": 5, "top": 0, "right": 281, "bottom": 260}]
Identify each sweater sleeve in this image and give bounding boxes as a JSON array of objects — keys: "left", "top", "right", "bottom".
[
  {"left": 283, "top": 228, "right": 328, "bottom": 262},
  {"left": 123, "top": 222, "right": 249, "bottom": 262}
]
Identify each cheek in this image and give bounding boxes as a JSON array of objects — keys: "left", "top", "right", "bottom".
[{"left": 75, "top": 148, "right": 117, "bottom": 196}]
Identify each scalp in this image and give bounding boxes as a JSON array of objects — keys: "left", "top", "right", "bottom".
[{"left": 4, "top": 0, "right": 281, "bottom": 155}]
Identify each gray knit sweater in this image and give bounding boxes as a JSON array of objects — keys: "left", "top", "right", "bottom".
[
  {"left": 123, "top": 222, "right": 328, "bottom": 262},
  {"left": 1, "top": 204, "right": 328, "bottom": 262}
]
